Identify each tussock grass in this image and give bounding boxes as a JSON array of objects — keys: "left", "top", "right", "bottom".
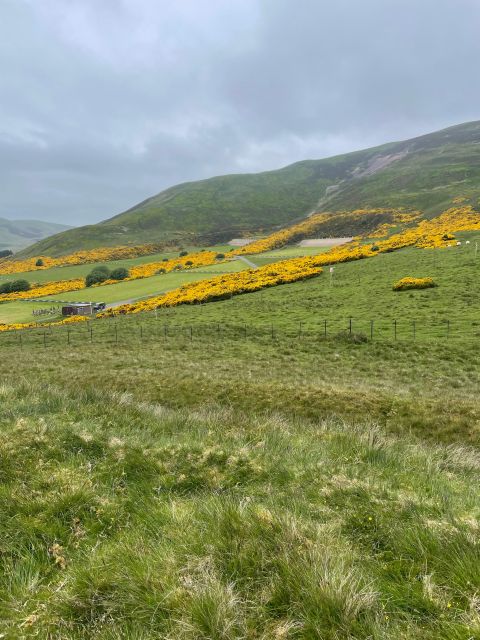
[{"left": 0, "top": 382, "right": 479, "bottom": 638}]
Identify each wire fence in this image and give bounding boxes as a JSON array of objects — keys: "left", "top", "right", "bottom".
[{"left": 2, "top": 314, "right": 480, "bottom": 351}]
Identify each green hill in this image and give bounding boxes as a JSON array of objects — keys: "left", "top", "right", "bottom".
[
  {"left": 0, "top": 218, "right": 71, "bottom": 252},
  {"left": 21, "top": 120, "right": 480, "bottom": 257}
]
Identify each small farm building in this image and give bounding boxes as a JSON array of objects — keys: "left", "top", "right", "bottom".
[{"left": 62, "top": 303, "right": 93, "bottom": 316}]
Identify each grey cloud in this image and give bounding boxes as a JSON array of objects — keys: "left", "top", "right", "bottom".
[{"left": 0, "top": 0, "right": 479, "bottom": 224}]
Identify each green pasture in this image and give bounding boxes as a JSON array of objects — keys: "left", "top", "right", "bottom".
[
  {"left": 0, "top": 260, "right": 246, "bottom": 322},
  {"left": 0, "top": 300, "right": 63, "bottom": 324},
  {"left": 0, "top": 244, "right": 231, "bottom": 285}
]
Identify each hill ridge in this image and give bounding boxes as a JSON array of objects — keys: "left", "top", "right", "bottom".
[{"left": 18, "top": 119, "right": 480, "bottom": 257}]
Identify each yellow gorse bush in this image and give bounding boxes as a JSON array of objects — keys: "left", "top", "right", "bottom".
[
  {"left": 393, "top": 277, "right": 436, "bottom": 291},
  {"left": 0, "top": 314, "right": 89, "bottom": 333},
  {"left": 0, "top": 279, "right": 85, "bottom": 302},
  {"left": 233, "top": 208, "right": 420, "bottom": 255},
  {"left": 0, "top": 243, "right": 165, "bottom": 276},
  {"left": 373, "top": 206, "right": 480, "bottom": 251}
]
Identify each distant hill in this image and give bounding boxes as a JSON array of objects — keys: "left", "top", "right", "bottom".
[
  {"left": 20, "top": 120, "right": 480, "bottom": 257},
  {"left": 0, "top": 218, "right": 72, "bottom": 253}
]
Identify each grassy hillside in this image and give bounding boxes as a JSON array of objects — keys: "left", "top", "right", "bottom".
[
  {"left": 0, "top": 218, "right": 71, "bottom": 252},
  {"left": 21, "top": 121, "right": 480, "bottom": 257}
]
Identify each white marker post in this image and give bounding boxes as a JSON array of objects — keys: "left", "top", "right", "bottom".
[{"left": 329, "top": 266, "right": 334, "bottom": 286}]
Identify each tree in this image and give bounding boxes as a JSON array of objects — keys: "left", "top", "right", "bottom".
[
  {"left": 0, "top": 250, "right": 13, "bottom": 259},
  {"left": 35, "top": 258, "right": 44, "bottom": 266},
  {"left": 110, "top": 267, "right": 129, "bottom": 281}
]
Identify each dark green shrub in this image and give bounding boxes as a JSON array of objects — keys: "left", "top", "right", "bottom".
[
  {"left": 0, "top": 279, "right": 31, "bottom": 294},
  {"left": 35, "top": 258, "right": 44, "bottom": 266},
  {"left": 162, "top": 258, "right": 169, "bottom": 262},
  {"left": 215, "top": 253, "right": 225, "bottom": 260},
  {"left": 179, "top": 250, "right": 188, "bottom": 257},
  {"left": 185, "top": 260, "right": 193, "bottom": 266},
  {"left": 156, "top": 268, "right": 166, "bottom": 274},
  {"left": 85, "top": 266, "right": 110, "bottom": 287},
  {"left": 110, "top": 267, "right": 129, "bottom": 281}
]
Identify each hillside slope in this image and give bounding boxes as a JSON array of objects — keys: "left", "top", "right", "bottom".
[
  {"left": 0, "top": 218, "right": 71, "bottom": 252},
  {"left": 21, "top": 120, "right": 480, "bottom": 257}
]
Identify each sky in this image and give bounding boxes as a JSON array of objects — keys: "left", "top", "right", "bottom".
[{"left": 1, "top": 0, "right": 479, "bottom": 225}]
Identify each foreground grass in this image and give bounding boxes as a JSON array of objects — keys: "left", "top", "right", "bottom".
[{"left": 0, "top": 380, "right": 479, "bottom": 639}]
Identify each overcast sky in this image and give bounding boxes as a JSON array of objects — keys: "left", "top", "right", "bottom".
[{"left": 1, "top": 0, "right": 479, "bottom": 225}]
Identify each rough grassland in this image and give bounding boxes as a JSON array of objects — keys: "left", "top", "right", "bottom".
[
  {"left": 0, "top": 380, "right": 479, "bottom": 639},
  {"left": 0, "top": 243, "right": 479, "bottom": 638}
]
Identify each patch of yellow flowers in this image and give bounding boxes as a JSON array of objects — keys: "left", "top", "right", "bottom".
[
  {"left": 393, "top": 277, "right": 436, "bottom": 291},
  {"left": 0, "top": 314, "right": 88, "bottom": 333},
  {"left": 0, "top": 279, "right": 85, "bottom": 302},
  {"left": 0, "top": 243, "right": 165, "bottom": 275},
  {"left": 233, "top": 208, "right": 420, "bottom": 255}
]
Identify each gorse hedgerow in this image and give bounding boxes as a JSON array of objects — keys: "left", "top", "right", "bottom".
[
  {"left": 0, "top": 314, "right": 88, "bottom": 333},
  {"left": 233, "top": 208, "right": 421, "bottom": 255},
  {"left": 100, "top": 258, "right": 323, "bottom": 315},
  {"left": 0, "top": 243, "right": 166, "bottom": 275}
]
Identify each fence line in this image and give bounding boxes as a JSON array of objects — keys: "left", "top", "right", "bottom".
[{"left": 1, "top": 315, "right": 480, "bottom": 351}]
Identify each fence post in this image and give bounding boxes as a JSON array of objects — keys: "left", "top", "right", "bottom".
[
  {"left": 67, "top": 329, "right": 70, "bottom": 345},
  {"left": 115, "top": 324, "right": 118, "bottom": 344},
  {"left": 370, "top": 320, "right": 374, "bottom": 340},
  {"left": 447, "top": 320, "right": 450, "bottom": 338},
  {"left": 90, "top": 326, "right": 93, "bottom": 342},
  {"left": 190, "top": 326, "right": 193, "bottom": 341},
  {"left": 19, "top": 333, "right": 23, "bottom": 350},
  {"left": 271, "top": 323, "right": 275, "bottom": 340},
  {"left": 324, "top": 319, "right": 327, "bottom": 338},
  {"left": 164, "top": 324, "right": 167, "bottom": 340},
  {"left": 349, "top": 317, "right": 352, "bottom": 335},
  {"left": 244, "top": 323, "right": 247, "bottom": 339},
  {"left": 140, "top": 325, "right": 143, "bottom": 340},
  {"left": 394, "top": 319, "right": 397, "bottom": 341}
]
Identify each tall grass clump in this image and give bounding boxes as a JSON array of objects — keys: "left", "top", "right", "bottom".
[{"left": 0, "top": 381, "right": 478, "bottom": 638}]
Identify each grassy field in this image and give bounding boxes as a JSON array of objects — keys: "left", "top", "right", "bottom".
[
  {"left": 0, "top": 245, "right": 231, "bottom": 285},
  {"left": 0, "top": 253, "right": 242, "bottom": 323},
  {"left": 43, "top": 260, "right": 246, "bottom": 304},
  {"left": 1, "top": 242, "right": 479, "bottom": 638}
]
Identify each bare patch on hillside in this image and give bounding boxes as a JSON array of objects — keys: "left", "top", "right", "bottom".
[{"left": 352, "top": 150, "right": 409, "bottom": 179}]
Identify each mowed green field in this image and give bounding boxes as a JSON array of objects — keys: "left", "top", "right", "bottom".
[
  {"left": 0, "top": 253, "right": 242, "bottom": 324},
  {"left": 45, "top": 260, "right": 246, "bottom": 304},
  {"left": 0, "top": 245, "right": 231, "bottom": 285}
]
